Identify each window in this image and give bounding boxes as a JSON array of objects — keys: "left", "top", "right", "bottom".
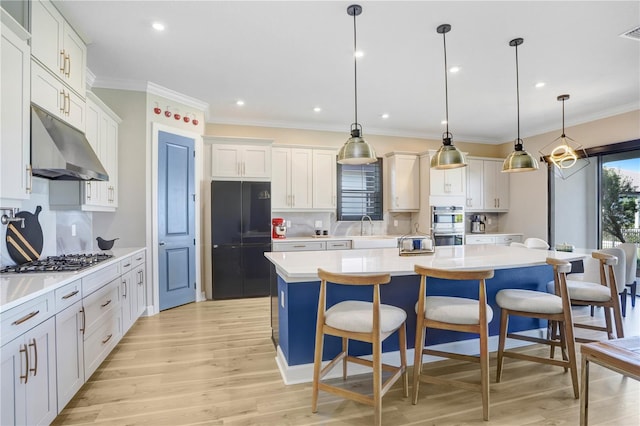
[{"left": 337, "top": 158, "right": 383, "bottom": 221}]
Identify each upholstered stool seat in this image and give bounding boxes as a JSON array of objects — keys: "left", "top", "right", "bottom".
[
  {"left": 497, "top": 289, "right": 563, "bottom": 314},
  {"left": 416, "top": 296, "right": 494, "bottom": 325},
  {"left": 325, "top": 300, "right": 406, "bottom": 334}
]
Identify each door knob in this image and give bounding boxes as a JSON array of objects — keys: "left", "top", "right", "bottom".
[{"left": 159, "top": 241, "right": 166, "bottom": 246}]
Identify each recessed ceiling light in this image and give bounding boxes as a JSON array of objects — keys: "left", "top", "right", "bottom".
[
  {"left": 313, "top": 107, "right": 322, "bottom": 112},
  {"left": 381, "top": 113, "right": 389, "bottom": 119},
  {"left": 535, "top": 82, "right": 546, "bottom": 88},
  {"left": 152, "top": 22, "right": 165, "bottom": 31},
  {"left": 354, "top": 50, "right": 364, "bottom": 58},
  {"left": 441, "top": 120, "right": 448, "bottom": 125},
  {"left": 236, "top": 100, "right": 245, "bottom": 106},
  {"left": 449, "top": 66, "right": 460, "bottom": 73}
]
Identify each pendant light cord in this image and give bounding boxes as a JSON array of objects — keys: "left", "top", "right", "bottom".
[
  {"left": 515, "top": 42, "right": 520, "bottom": 144},
  {"left": 353, "top": 10, "right": 358, "bottom": 128},
  {"left": 561, "top": 97, "right": 566, "bottom": 137},
  {"left": 443, "top": 30, "right": 449, "bottom": 137}
]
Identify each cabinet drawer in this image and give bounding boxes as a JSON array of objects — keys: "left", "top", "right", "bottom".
[
  {"left": 131, "top": 251, "right": 145, "bottom": 268},
  {"left": 54, "top": 279, "right": 82, "bottom": 313},
  {"left": 83, "top": 309, "right": 121, "bottom": 379},
  {"left": 466, "top": 235, "right": 496, "bottom": 245},
  {"left": 82, "top": 262, "right": 120, "bottom": 296},
  {"left": 272, "top": 241, "right": 326, "bottom": 251},
  {"left": 1, "top": 292, "right": 54, "bottom": 344},
  {"left": 83, "top": 277, "right": 119, "bottom": 335},
  {"left": 496, "top": 235, "right": 522, "bottom": 245},
  {"left": 120, "top": 256, "right": 133, "bottom": 274},
  {"left": 326, "top": 240, "right": 352, "bottom": 250}
]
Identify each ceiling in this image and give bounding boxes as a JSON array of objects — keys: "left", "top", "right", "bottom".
[{"left": 53, "top": 0, "right": 640, "bottom": 144}]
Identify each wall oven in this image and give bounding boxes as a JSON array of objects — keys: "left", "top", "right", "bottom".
[{"left": 432, "top": 206, "right": 464, "bottom": 246}]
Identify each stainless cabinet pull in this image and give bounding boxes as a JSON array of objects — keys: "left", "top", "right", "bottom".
[
  {"left": 28, "top": 338, "right": 38, "bottom": 376},
  {"left": 102, "top": 334, "right": 113, "bottom": 344},
  {"left": 20, "top": 344, "right": 29, "bottom": 383},
  {"left": 122, "top": 281, "right": 127, "bottom": 298},
  {"left": 86, "top": 182, "right": 91, "bottom": 200},
  {"left": 65, "top": 92, "right": 70, "bottom": 115},
  {"left": 62, "top": 290, "right": 79, "bottom": 299},
  {"left": 65, "top": 54, "right": 71, "bottom": 77},
  {"left": 59, "top": 50, "right": 65, "bottom": 71},
  {"left": 26, "top": 164, "right": 32, "bottom": 194},
  {"left": 80, "top": 307, "right": 86, "bottom": 335},
  {"left": 135, "top": 256, "right": 143, "bottom": 261},
  {"left": 123, "top": 263, "right": 131, "bottom": 268},
  {"left": 59, "top": 91, "right": 66, "bottom": 112},
  {"left": 101, "top": 299, "right": 112, "bottom": 308},
  {"left": 12, "top": 310, "right": 39, "bottom": 326}
]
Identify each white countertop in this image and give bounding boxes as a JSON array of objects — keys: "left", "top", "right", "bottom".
[
  {"left": 273, "top": 235, "right": 402, "bottom": 243},
  {"left": 0, "top": 247, "right": 145, "bottom": 312},
  {"left": 264, "top": 244, "right": 585, "bottom": 282},
  {"left": 467, "top": 232, "right": 524, "bottom": 236}
]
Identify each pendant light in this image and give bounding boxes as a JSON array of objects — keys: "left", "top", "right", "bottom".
[
  {"left": 337, "top": 4, "right": 377, "bottom": 165},
  {"left": 502, "top": 38, "right": 539, "bottom": 173},
  {"left": 431, "top": 24, "right": 466, "bottom": 170},
  {"left": 549, "top": 95, "right": 578, "bottom": 168}
]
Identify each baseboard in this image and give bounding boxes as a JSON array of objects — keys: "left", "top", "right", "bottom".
[{"left": 275, "top": 328, "right": 545, "bottom": 385}]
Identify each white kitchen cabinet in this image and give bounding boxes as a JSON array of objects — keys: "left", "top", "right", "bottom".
[
  {"left": 272, "top": 147, "right": 313, "bottom": 210},
  {"left": 312, "top": 149, "right": 337, "bottom": 210},
  {"left": 1, "top": 12, "right": 31, "bottom": 202},
  {"left": 272, "top": 241, "right": 326, "bottom": 251},
  {"left": 466, "top": 235, "right": 496, "bottom": 245},
  {"left": 31, "top": 59, "right": 85, "bottom": 131},
  {"left": 465, "top": 234, "right": 522, "bottom": 246},
  {"left": 55, "top": 300, "right": 84, "bottom": 412},
  {"left": 430, "top": 167, "right": 466, "bottom": 197},
  {"left": 30, "top": 0, "right": 86, "bottom": 98},
  {"left": 465, "top": 158, "right": 510, "bottom": 212},
  {"left": 210, "top": 141, "right": 272, "bottom": 181},
  {"left": 132, "top": 253, "right": 147, "bottom": 318},
  {"left": 465, "top": 159, "right": 483, "bottom": 210},
  {"left": 495, "top": 234, "right": 522, "bottom": 246},
  {"left": 0, "top": 316, "right": 57, "bottom": 426},
  {"left": 483, "top": 160, "right": 509, "bottom": 211},
  {"left": 386, "top": 153, "right": 419, "bottom": 212}
]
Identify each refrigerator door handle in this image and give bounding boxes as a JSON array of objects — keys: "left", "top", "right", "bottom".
[{"left": 213, "top": 244, "right": 218, "bottom": 248}]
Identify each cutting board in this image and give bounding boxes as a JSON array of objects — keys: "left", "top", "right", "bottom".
[{"left": 6, "top": 206, "right": 44, "bottom": 264}]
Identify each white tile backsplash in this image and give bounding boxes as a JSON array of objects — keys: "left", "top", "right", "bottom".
[{"left": 275, "top": 211, "right": 413, "bottom": 237}]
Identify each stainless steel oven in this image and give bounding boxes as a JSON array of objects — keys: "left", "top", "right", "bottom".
[{"left": 432, "top": 206, "right": 464, "bottom": 246}]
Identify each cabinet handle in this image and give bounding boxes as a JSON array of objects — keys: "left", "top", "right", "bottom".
[
  {"left": 138, "top": 270, "right": 144, "bottom": 285},
  {"left": 135, "top": 256, "right": 143, "bottom": 261},
  {"left": 59, "top": 91, "right": 66, "bottom": 113},
  {"left": 65, "top": 54, "right": 71, "bottom": 77},
  {"left": 102, "top": 334, "right": 113, "bottom": 345},
  {"left": 65, "top": 92, "right": 71, "bottom": 115},
  {"left": 86, "top": 182, "right": 92, "bottom": 200},
  {"left": 59, "top": 50, "right": 66, "bottom": 72},
  {"left": 28, "top": 338, "right": 38, "bottom": 377},
  {"left": 26, "top": 164, "right": 32, "bottom": 194},
  {"left": 497, "top": 198, "right": 500, "bottom": 208},
  {"left": 20, "top": 344, "right": 29, "bottom": 383},
  {"left": 101, "top": 299, "right": 112, "bottom": 308},
  {"left": 242, "top": 162, "right": 246, "bottom": 175},
  {"left": 122, "top": 281, "right": 127, "bottom": 298},
  {"left": 292, "top": 195, "right": 295, "bottom": 206},
  {"left": 11, "top": 310, "right": 39, "bottom": 326},
  {"left": 62, "top": 290, "right": 79, "bottom": 299},
  {"left": 80, "top": 307, "right": 86, "bottom": 335},
  {"left": 123, "top": 263, "right": 131, "bottom": 268}
]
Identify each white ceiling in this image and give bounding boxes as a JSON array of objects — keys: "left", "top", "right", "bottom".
[{"left": 53, "top": 0, "right": 640, "bottom": 144}]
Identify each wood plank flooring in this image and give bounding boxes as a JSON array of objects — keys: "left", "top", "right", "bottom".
[{"left": 53, "top": 298, "right": 640, "bottom": 425}]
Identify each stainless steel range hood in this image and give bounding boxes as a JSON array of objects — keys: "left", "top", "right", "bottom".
[{"left": 31, "top": 104, "right": 108, "bottom": 181}]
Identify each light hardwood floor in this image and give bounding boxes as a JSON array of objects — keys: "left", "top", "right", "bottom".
[{"left": 53, "top": 297, "right": 640, "bottom": 425}]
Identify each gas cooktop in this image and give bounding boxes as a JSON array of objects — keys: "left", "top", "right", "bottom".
[{"left": 0, "top": 253, "right": 113, "bottom": 274}]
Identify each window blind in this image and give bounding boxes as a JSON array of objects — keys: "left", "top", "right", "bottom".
[{"left": 337, "top": 158, "right": 383, "bottom": 221}]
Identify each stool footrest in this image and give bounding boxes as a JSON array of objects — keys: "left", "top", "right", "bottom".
[
  {"left": 419, "top": 374, "right": 482, "bottom": 393},
  {"left": 423, "top": 348, "right": 480, "bottom": 364},
  {"left": 506, "top": 332, "right": 562, "bottom": 347},
  {"left": 502, "top": 350, "right": 571, "bottom": 368}
]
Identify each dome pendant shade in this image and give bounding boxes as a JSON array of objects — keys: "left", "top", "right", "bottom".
[
  {"left": 430, "top": 133, "right": 466, "bottom": 169},
  {"left": 502, "top": 142, "right": 539, "bottom": 172},
  {"left": 503, "top": 37, "right": 539, "bottom": 173},
  {"left": 432, "top": 24, "right": 466, "bottom": 170},
  {"left": 337, "top": 4, "right": 377, "bottom": 165},
  {"left": 337, "top": 125, "right": 377, "bottom": 164}
]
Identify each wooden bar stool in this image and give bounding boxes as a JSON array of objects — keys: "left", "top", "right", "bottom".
[
  {"left": 311, "top": 268, "right": 408, "bottom": 426},
  {"left": 412, "top": 266, "right": 495, "bottom": 421},
  {"left": 580, "top": 337, "right": 640, "bottom": 425},
  {"left": 566, "top": 251, "right": 625, "bottom": 342},
  {"left": 496, "top": 258, "right": 579, "bottom": 399}
]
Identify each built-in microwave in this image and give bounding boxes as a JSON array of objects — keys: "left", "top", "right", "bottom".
[
  {"left": 432, "top": 206, "right": 465, "bottom": 234},
  {"left": 433, "top": 233, "right": 464, "bottom": 246}
]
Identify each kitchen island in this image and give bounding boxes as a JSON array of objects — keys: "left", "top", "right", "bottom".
[{"left": 265, "top": 244, "right": 583, "bottom": 384}]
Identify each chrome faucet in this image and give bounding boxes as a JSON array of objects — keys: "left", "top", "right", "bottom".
[
  {"left": 0, "top": 207, "right": 25, "bottom": 228},
  {"left": 360, "top": 215, "right": 373, "bottom": 236}
]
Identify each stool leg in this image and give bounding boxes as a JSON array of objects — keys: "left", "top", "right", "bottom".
[
  {"left": 496, "top": 310, "right": 508, "bottom": 382},
  {"left": 373, "top": 335, "right": 382, "bottom": 426},
  {"left": 562, "top": 317, "right": 579, "bottom": 399},
  {"left": 342, "top": 337, "right": 348, "bottom": 380},
  {"left": 631, "top": 282, "right": 637, "bottom": 307},
  {"left": 311, "top": 328, "right": 324, "bottom": 413},
  {"left": 580, "top": 355, "right": 589, "bottom": 426},
  {"left": 603, "top": 306, "right": 614, "bottom": 340},
  {"left": 480, "top": 320, "right": 490, "bottom": 421},
  {"left": 399, "top": 323, "right": 409, "bottom": 398},
  {"left": 412, "top": 317, "right": 425, "bottom": 404},
  {"left": 620, "top": 289, "right": 627, "bottom": 318}
]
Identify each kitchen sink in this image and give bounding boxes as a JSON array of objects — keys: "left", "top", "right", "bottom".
[{"left": 350, "top": 235, "right": 399, "bottom": 249}]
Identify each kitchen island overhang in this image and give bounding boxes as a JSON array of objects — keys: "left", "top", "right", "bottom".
[{"left": 265, "top": 245, "right": 584, "bottom": 384}]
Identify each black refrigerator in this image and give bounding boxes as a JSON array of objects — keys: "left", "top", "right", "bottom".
[{"left": 211, "top": 181, "right": 272, "bottom": 299}]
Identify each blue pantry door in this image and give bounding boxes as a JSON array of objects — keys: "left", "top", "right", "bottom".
[{"left": 158, "top": 130, "right": 196, "bottom": 310}]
